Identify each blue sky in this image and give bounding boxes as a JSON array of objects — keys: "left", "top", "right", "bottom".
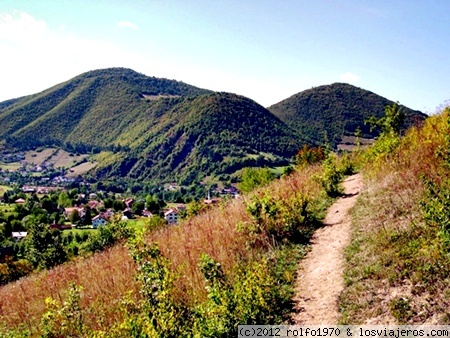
[{"left": 0, "top": 0, "right": 448, "bottom": 113}]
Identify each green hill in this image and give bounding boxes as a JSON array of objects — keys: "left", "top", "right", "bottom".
[
  {"left": 0, "top": 68, "right": 303, "bottom": 183},
  {"left": 268, "top": 83, "right": 427, "bottom": 146},
  {"left": 94, "top": 92, "right": 305, "bottom": 184},
  {"left": 0, "top": 68, "right": 211, "bottom": 151},
  {"left": 0, "top": 70, "right": 427, "bottom": 184}
]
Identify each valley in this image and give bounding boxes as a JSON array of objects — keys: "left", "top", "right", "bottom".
[{"left": 2, "top": 67, "right": 449, "bottom": 335}]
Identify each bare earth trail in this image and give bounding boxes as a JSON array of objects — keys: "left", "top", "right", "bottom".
[{"left": 291, "top": 173, "right": 363, "bottom": 324}]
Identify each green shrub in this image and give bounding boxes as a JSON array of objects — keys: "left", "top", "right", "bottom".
[
  {"left": 317, "top": 154, "right": 343, "bottom": 197},
  {"left": 41, "top": 283, "right": 85, "bottom": 337},
  {"left": 244, "top": 191, "right": 312, "bottom": 244}
]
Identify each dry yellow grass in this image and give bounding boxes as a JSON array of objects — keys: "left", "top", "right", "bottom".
[
  {"left": 48, "top": 149, "right": 88, "bottom": 169},
  {"left": 66, "top": 161, "right": 97, "bottom": 177},
  {"left": 0, "top": 245, "right": 139, "bottom": 334},
  {"left": 339, "top": 110, "right": 450, "bottom": 324},
  {"left": 0, "top": 164, "right": 324, "bottom": 333}
]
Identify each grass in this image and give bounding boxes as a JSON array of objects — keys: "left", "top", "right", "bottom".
[
  {"left": 0, "top": 245, "right": 140, "bottom": 335},
  {"left": 0, "top": 163, "right": 328, "bottom": 335},
  {"left": 339, "top": 109, "right": 450, "bottom": 324},
  {"left": 65, "top": 161, "right": 97, "bottom": 177},
  {"left": 0, "top": 162, "right": 21, "bottom": 171},
  {"left": 0, "top": 185, "right": 12, "bottom": 195},
  {"left": 24, "top": 148, "right": 57, "bottom": 164},
  {"left": 48, "top": 149, "right": 88, "bottom": 169}
]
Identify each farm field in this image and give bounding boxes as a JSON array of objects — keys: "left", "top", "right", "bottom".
[
  {"left": 0, "top": 185, "right": 12, "bottom": 194},
  {"left": 66, "top": 161, "right": 97, "bottom": 177},
  {"left": 24, "top": 148, "right": 57, "bottom": 164},
  {"left": 0, "top": 162, "right": 21, "bottom": 171},
  {"left": 48, "top": 149, "right": 88, "bottom": 169}
]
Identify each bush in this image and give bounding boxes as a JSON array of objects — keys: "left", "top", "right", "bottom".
[{"left": 317, "top": 154, "right": 343, "bottom": 197}]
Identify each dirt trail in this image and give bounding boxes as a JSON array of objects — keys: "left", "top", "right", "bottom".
[{"left": 291, "top": 173, "right": 363, "bottom": 324}]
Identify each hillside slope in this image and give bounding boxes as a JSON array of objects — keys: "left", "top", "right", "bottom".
[
  {"left": 339, "top": 108, "right": 450, "bottom": 324},
  {"left": 268, "top": 83, "right": 427, "bottom": 146},
  {"left": 0, "top": 67, "right": 211, "bottom": 151},
  {"left": 94, "top": 92, "right": 306, "bottom": 183},
  {"left": 0, "top": 68, "right": 304, "bottom": 183}
]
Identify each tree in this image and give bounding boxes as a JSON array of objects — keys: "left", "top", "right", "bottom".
[
  {"left": 365, "top": 102, "right": 405, "bottom": 136},
  {"left": 83, "top": 207, "right": 92, "bottom": 226},
  {"left": 132, "top": 200, "right": 145, "bottom": 216},
  {"left": 25, "top": 223, "right": 67, "bottom": 269},
  {"left": 237, "top": 167, "right": 275, "bottom": 193},
  {"left": 57, "top": 192, "right": 71, "bottom": 208},
  {"left": 145, "top": 194, "right": 165, "bottom": 214},
  {"left": 69, "top": 209, "right": 81, "bottom": 225}
]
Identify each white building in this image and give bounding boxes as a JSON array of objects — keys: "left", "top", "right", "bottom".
[
  {"left": 92, "top": 215, "right": 107, "bottom": 228},
  {"left": 164, "top": 209, "right": 178, "bottom": 224}
]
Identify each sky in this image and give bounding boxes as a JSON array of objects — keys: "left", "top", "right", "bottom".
[{"left": 0, "top": 0, "right": 449, "bottom": 114}]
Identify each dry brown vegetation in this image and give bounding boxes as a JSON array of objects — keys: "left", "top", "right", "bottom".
[
  {"left": 66, "top": 161, "right": 97, "bottom": 177},
  {"left": 0, "top": 164, "right": 325, "bottom": 335},
  {"left": 0, "top": 245, "right": 140, "bottom": 334},
  {"left": 24, "top": 148, "right": 57, "bottom": 164},
  {"left": 48, "top": 149, "right": 88, "bottom": 169}
]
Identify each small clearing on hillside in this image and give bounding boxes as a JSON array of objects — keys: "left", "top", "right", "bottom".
[
  {"left": 24, "top": 148, "right": 57, "bottom": 164},
  {"left": 48, "top": 149, "right": 88, "bottom": 169},
  {"left": 65, "top": 161, "right": 97, "bottom": 177}
]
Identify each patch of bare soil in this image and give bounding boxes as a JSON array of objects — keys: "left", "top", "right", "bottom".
[{"left": 291, "top": 173, "right": 363, "bottom": 324}]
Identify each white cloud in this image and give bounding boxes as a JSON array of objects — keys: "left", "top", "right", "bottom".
[
  {"left": 0, "top": 11, "right": 147, "bottom": 101},
  {"left": 117, "top": 21, "right": 138, "bottom": 30},
  {"left": 340, "top": 72, "right": 360, "bottom": 83}
]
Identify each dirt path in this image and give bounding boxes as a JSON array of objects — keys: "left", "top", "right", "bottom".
[{"left": 291, "top": 173, "right": 363, "bottom": 324}]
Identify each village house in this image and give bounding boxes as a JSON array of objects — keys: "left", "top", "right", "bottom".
[
  {"left": 142, "top": 210, "right": 153, "bottom": 217},
  {"left": 122, "top": 208, "right": 133, "bottom": 220},
  {"left": 164, "top": 209, "right": 178, "bottom": 224},
  {"left": 176, "top": 204, "right": 186, "bottom": 211},
  {"left": 22, "top": 186, "right": 36, "bottom": 193},
  {"left": 64, "top": 206, "right": 85, "bottom": 218},
  {"left": 12, "top": 232, "right": 27, "bottom": 241},
  {"left": 92, "top": 214, "right": 108, "bottom": 228},
  {"left": 124, "top": 198, "right": 134, "bottom": 209},
  {"left": 87, "top": 200, "right": 102, "bottom": 210}
]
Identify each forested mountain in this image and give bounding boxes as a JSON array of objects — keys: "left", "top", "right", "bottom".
[
  {"left": 0, "top": 68, "right": 303, "bottom": 183},
  {"left": 93, "top": 92, "right": 306, "bottom": 184},
  {"left": 268, "top": 83, "right": 427, "bottom": 146},
  {"left": 0, "top": 70, "right": 427, "bottom": 184},
  {"left": 0, "top": 68, "right": 211, "bottom": 151}
]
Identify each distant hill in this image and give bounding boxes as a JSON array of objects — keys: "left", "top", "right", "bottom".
[
  {"left": 0, "top": 68, "right": 303, "bottom": 184},
  {"left": 0, "top": 71, "right": 428, "bottom": 184},
  {"left": 0, "top": 68, "right": 211, "bottom": 151},
  {"left": 94, "top": 92, "right": 306, "bottom": 184},
  {"left": 268, "top": 83, "right": 427, "bottom": 146}
]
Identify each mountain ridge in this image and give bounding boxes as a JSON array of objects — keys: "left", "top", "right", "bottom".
[
  {"left": 268, "top": 82, "right": 427, "bottom": 146},
  {"left": 0, "top": 68, "right": 426, "bottom": 183}
]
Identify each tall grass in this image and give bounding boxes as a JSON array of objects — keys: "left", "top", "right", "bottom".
[
  {"left": 339, "top": 108, "right": 450, "bottom": 324},
  {"left": 0, "top": 164, "right": 328, "bottom": 336}
]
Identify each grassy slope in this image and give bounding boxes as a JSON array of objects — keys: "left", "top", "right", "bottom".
[
  {"left": 0, "top": 164, "right": 330, "bottom": 336},
  {"left": 339, "top": 108, "right": 450, "bottom": 324}
]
